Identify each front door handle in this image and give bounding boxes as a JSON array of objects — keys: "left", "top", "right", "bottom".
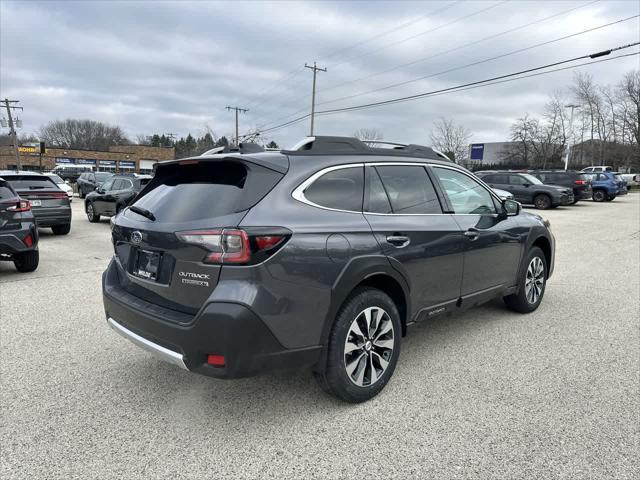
[
  {"left": 386, "top": 235, "right": 410, "bottom": 248},
  {"left": 464, "top": 228, "right": 479, "bottom": 240}
]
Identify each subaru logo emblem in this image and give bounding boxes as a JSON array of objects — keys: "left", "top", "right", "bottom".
[{"left": 131, "top": 231, "right": 142, "bottom": 245}]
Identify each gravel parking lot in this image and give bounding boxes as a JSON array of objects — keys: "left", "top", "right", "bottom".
[{"left": 1, "top": 196, "right": 639, "bottom": 479}]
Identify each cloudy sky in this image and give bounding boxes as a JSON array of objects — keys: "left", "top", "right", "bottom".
[{"left": 1, "top": 0, "right": 638, "bottom": 148}]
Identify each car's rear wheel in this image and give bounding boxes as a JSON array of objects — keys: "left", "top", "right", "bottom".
[
  {"left": 533, "top": 194, "right": 551, "bottom": 210},
  {"left": 86, "top": 202, "right": 100, "bottom": 223},
  {"left": 592, "top": 190, "right": 606, "bottom": 202},
  {"left": 78, "top": 187, "right": 85, "bottom": 199},
  {"left": 504, "top": 246, "right": 546, "bottom": 313},
  {"left": 314, "top": 287, "right": 401, "bottom": 403},
  {"left": 52, "top": 224, "right": 71, "bottom": 235},
  {"left": 13, "top": 250, "right": 39, "bottom": 272}
]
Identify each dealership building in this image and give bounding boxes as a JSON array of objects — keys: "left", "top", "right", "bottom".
[{"left": 0, "top": 144, "right": 175, "bottom": 173}]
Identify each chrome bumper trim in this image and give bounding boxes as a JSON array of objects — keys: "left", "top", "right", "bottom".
[{"left": 107, "top": 317, "right": 188, "bottom": 370}]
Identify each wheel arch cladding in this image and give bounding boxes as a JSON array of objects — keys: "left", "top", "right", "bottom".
[
  {"left": 358, "top": 274, "right": 408, "bottom": 336},
  {"left": 531, "top": 236, "right": 551, "bottom": 276}
]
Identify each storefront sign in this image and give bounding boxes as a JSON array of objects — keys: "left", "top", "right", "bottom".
[
  {"left": 119, "top": 160, "right": 135, "bottom": 168},
  {"left": 99, "top": 160, "right": 116, "bottom": 166},
  {"left": 470, "top": 144, "right": 484, "bottom": 161},
  {"left": 77, "top": 158, "right": 96, "bottom": 165},
  {"left": 55, "top": 157, "right": 75, "bottom": 164},
  {"left": 18, "top": 145, "right": 38, "bottom": 155}
]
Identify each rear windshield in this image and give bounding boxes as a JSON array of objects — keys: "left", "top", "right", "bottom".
[
  {"left": 131, "top": 160, "right": 283, "bottom": 222},
  {"left": 49, "top": 174, "right": 64, "bottom": 184},
  {"left": 95, "top": 172, "right": 113, "bottom": 182},
  {"left": 4, "top": 176, "right": 58, "bottom": 190}
]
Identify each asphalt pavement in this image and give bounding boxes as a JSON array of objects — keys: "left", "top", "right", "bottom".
[{"left": 1, "top": 195, "right": 638, "bottom": 479}]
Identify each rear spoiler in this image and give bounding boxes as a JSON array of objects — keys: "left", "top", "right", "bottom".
[{"left": 200, "top": 142, "right": 264, "bottom": 156}]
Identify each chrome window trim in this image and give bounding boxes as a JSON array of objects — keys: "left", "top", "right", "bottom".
[{"left": 291, "top": 161, "right": 503, "bottom": 215}]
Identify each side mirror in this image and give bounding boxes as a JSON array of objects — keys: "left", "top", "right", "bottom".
[
  {"left": 503, "top": 199, "right": 521, "bottom": 216},
  {"left": 65, "top": 180, "right": 70, "bottom": 185},
  {"left": 96, "top": 187, "right": 104, "bottom": 194}
]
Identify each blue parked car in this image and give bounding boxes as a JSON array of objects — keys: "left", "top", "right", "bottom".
[{"left": 584, "top": 172, "right": 627, "bottom": 202}]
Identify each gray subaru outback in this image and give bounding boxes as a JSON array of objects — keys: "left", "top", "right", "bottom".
[{"left": 103, "top": 136, "right": 554, "bottom": 402}]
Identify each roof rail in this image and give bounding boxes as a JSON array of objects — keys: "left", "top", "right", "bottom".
[
  {"left": 200, "top": 142, "right": 264, "bottom": 156},
  {"left": 281, "top": 136, "right": 447, "bottom": 161}
]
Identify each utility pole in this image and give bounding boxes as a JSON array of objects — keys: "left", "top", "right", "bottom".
[
  {"left": 563, "top": 104, "right": 580, "bottom": 171},
  {"left": 305, "top": 62, "right": 326, "bottom": 136},
  {"left": 2, "top": 99, "right": 23, "bottom": 170},
  {"left": 226, "top": 106, "right": 248, "bottom": 147}
]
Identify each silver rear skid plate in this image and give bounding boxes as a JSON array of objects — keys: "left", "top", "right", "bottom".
[{"left": 107, "top": 317, "right": 188, "bottom": 370}]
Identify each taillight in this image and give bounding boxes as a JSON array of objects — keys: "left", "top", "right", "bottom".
[
  {"left": 574, "top": 180, "right": 586, "bottom": 185},
  {"left": 7, "top": 200, "right": 31, "bottom": 212},
  {"left": 176, "top": 228, "right": 289, "bottom": 265}
]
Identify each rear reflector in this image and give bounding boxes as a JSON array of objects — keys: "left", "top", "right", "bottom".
[
  {"left": 23, "top": 233, "right": 34, "bottom": 247},
  {"left": 207, "top": 354, "right": 225, "bottom": 367},
  {"left": 255, "top": 235, "right": 284, "bottom": 250},
  {"left": 574, "top": 180, "right": 586, "bottom": 185}
]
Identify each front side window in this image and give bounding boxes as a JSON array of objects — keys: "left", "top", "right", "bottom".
[
  {"left": 303, "top": 166, "right": 364, "bottom": 212},
  {"left": 101, "top": 179, "right": 115, "bottom": 191},
  {"left": 433, "top": 167, "right": 497, "bottom": 215},
  {"left": 375, "top": 165, "right": 442, "bottom": 214}
]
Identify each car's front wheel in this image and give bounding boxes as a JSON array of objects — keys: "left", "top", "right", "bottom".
[
  {"left": 315, "top": 287, "right": 401, "bottom": 403},
  {"left": 504, "top": 246, "right": 547, "bottom": 313},
  {"left": 86, "top": 202, "right": 100, "bottom": 223}
]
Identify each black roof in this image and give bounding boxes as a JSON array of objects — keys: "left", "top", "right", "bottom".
[{"left": 282, "top": 136, "right": 448, "bottom": 161}]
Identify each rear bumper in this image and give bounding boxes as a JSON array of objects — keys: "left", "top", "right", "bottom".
[
  {"left": 574, "top": 189, "right": 592, "bottom": 200},
  {"left": 0, "top": 223, "right": 38, "bottom": 255},
  {"left": 102, "top": 260, "right": 322, "bottom": 378},
  {"left": 32, "top": 206, "right": 72, "bottom": 227}
]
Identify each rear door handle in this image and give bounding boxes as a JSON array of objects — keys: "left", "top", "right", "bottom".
[
  {"left": 464, "top": 228, "right": 479, "bottom": 240},
  {"left": 386, "top": 235, "right": 410, "bottom": 248}
]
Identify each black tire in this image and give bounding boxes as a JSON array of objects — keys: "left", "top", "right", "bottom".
[
  {"left": 504, "top": 246, "right": 547, "bottom": 314},
  {"left": 592, "top": 189, "right": 607, "bottom": 202},
  {"left": 13, "top": 250, "right": 39, "bottom": 272},
  {"left": 572, "top": 198, "right": 580, "bottom": 205},
  {"left": 52, "top": 224, "right": 71, "bottom": 235},
  {"left": 605, "top": 195, "right": 615, "bottom": 202},
  {"left": 78, "top": 187, "right": 85, "bottom": 199},
  {"left": 533, "top": 194, "right": 552, "bottom": 210},
  {"left": 86, "top": 202, "right": 100, "bottom": 223},
  {"left": 314, "top": 287, "right": 402, "bottom": 403}
]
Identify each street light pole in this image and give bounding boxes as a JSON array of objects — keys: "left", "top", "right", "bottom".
[
  {"left": 305, "top": 62, "right": 327, "bottom": 136},
  {"left": 2, "top": 99, "right": 23, "bottom": 170},
  {"left": 564, "top": 104, "right": 580, "bottom": 171}
]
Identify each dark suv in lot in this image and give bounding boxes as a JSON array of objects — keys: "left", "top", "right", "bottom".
[
  {"left": 528, "top": 170, "right": 592, "bottom": 204},
  {"left": 0, "top": 171, "right": 72, "bottom": 235},
  {"left": 0, "top": 177, "right": 39, "bottom": 272},
  {"left": 85, "top": 174, "right": 152, "bottom": 222},
  {"left": 77, "top": 171, "right": 114, "bottom": 198},
  {"left": 475, "top": 171, "right": 574, "bottom": 209},
  {"left": 104, "top": 137, "right": 555, "bottom": 402}
]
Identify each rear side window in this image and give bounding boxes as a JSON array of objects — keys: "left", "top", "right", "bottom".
[
  {"left": 364, "top": 167, "right": 392, "bottom": 214},
  {"left": 0, "top": 182, "right": 16, "bottom": 200},
  {"left": 303, "top": 166, "right": 363, "bottom": 212},
  {"left": 4, "top": 176, "right": 58, "bottom": 190},
  {"left": 375, "top": 165, "right": 441, "bottom": 214},
  {"left": 132, "top": 160, "right": 283, "bottom": 222}
]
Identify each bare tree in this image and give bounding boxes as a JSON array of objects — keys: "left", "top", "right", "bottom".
[
  {"left": 429, "top": 117, "right": 471, "bottom": 163},
  {"left": 617, "top": 70, "right": 640, "bottom": 148},
  {"left": 135, "top": 134, "right": 151, "bottom": 145},
  {"left": 39, "top": 119, "right": 130, "bottom": 150},
  {"left": 353, "top": 128, "right": 384, "bottom": 145}
]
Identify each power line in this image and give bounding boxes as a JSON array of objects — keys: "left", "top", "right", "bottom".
[
  {"left": 249, "top": 0, "right": 509, "bottom": 127},
  {"left": 317, "top": 0, "right": 601, "bottom": 97},
  {"left": 252, "top": 0, "right": 600, "bottom": 130},
  {"left": 315, "top": 14, "right": 638, "bottom": 108},
  {"left": 316, "top": 42, "right": 639, "bottom": 114},
  {"left": 328, "top": 0, "right": 510, "bottom": 70},
  {"left": 249, "top": 44, "right": 638, "bottom": 136},
  {"left": 243, "top": 1, "right": 460, "bottom": 115}
]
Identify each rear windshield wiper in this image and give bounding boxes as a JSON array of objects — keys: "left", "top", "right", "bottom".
[{"left": 130, "top": 206, "right": 156, "bottom": 221}]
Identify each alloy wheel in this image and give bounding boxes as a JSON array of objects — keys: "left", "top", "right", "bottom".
[
  {"left": 87, "top": 204, "right": 94, "bottom": 221},
  {"left": 525, "top": 257, "right": 545, "bottom": 304},
  {"left": 344, "top": 306, "right": 394, "bottom": 387}
]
